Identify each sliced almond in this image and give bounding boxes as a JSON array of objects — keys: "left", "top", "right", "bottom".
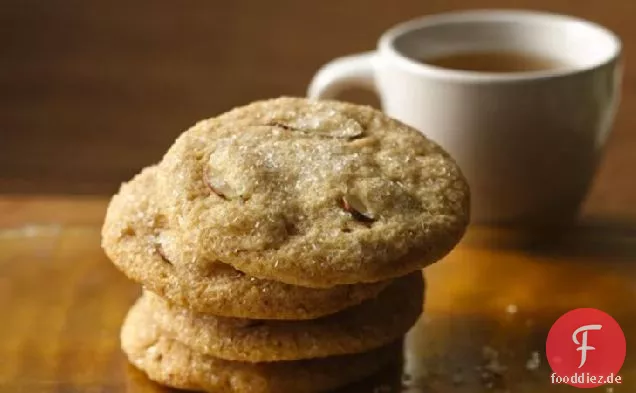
[
  {"left": 205, "top": 172, "right": 237, "bottom": 200},
  {"left": 329, "top": 129, "right": 364, "bottom": 139},
  {"left": 155, "top": 244, "right": 172, "bottom": 265},
  {"left": 269, "top": 117, "right": 364, "bottom": 139},
  {"left": 267, "top": 121, "right": 297, "bottom": 131},
  {"left": 316, "top": 119, "right": 364, "bottom": 139},
  {"left": 348, "top": 136, "right": 377, "bottom": 148},
  {"left": 341, "top": 194, "right": 375, "bottom": 223}
]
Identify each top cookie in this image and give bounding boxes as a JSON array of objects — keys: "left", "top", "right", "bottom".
[
  {"left": 102, "top": 166, "right": 389, "bottom": 319},
  {"left": 158, "top": 97, "right": 469, "bottom": 288}
]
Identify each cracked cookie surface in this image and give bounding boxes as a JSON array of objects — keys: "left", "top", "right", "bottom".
[
  {"left": 142, "top": 272, "right": 423, "bottom": 362},
  {"left": 101, "top": 166, "right": 390, "bottom": 319},
  {"left": 158, "top": 97, "right": 470, "bottom": 288},
  {"left": 121, "top": 299, "right": 402, "bottom": 393}
]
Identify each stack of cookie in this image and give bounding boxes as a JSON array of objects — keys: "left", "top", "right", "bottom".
[{"left": 102, "top": 98, "right": 469, "bottom": 393}]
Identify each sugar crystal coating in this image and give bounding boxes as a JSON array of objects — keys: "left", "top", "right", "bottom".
[{"left": 157, "top": 97, "right": 470, "bottom": 287}]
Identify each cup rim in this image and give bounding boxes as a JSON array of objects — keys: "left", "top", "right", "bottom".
[{"left": 378, "top": 9, "right": 622, "bottom": 82}]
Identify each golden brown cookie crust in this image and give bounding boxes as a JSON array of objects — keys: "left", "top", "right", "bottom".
[
  {"left": 121, "top": 299, "right": 402, "bottom": 393},
  {"left": 158, "top": 97, "right": 469, "bottom": 287},
  {"left": 143, "top": 272, "right": 423, "bottom": 362},
  {"left": 101, "top": 166, "right": 390, "bottom": 319}
]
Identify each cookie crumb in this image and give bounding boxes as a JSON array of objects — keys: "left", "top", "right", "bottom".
[
  {"left": 505, "top": 304, "right": 518, "bottom": 314},
  {"left": 479, "top": 346, "right": 507, "bottom": 389},
  {"left": 606, "top": 387, "right": 614, "bottom": 393},
  {"left": 526, "top": 351, "right": 541, "bottom": 371}
]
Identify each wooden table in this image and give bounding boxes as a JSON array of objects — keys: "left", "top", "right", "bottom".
[{"left": 1, "top": 197, "right": 634, "bottom": 392}]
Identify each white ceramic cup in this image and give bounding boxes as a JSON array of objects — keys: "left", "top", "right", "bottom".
[{"left": 308, "top": 10, "right": 622, "bottom": 226}]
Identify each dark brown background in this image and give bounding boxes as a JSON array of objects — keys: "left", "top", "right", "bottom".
[{"left": 1, "top": 0, "right": 635, "bottom": 216}]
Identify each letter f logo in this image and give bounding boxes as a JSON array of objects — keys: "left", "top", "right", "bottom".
[
  {"left": 547, "top": 308, "right": 626, "bottom": 388},
  {"left": 572, "top": 324, "right": 602, "bottom": 368}
]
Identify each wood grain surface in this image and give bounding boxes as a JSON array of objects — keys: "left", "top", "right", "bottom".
[
  {"left": 1, "top": 0, "right": 636, "bottom": 217},
  {"left": 1, "top": 197, "right": 634, "bottom": 392}
]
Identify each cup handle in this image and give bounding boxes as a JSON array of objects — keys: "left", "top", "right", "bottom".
[{"left": 307, "top": 52, "right": 378, "bottom": 99}]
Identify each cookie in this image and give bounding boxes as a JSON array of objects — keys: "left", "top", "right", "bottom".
[
  {"left": 143, "top": 271, "right": 423, "bottom": 362},
  {"left": 121, "top": 299, "right": 402, "bottom": 393},
  {"left": 101, "top": 166, "right": 390, "bottom": 319},
  {"left": 157, "top": 97, "right": 470, "bottom": 288}
]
